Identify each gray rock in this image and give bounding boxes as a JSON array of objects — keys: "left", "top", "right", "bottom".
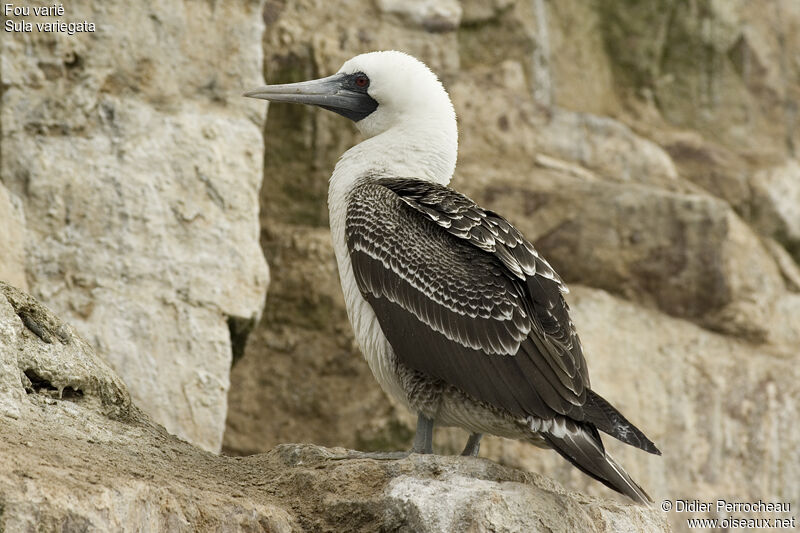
[
  {"left": 0, "top": 184, "right": 27, "bottom": 291},
  {"left": 751, "top": 159, "right": 800, "bottom": 260},
  {"left": 449, "top": 61, "right": 681, "bottom": 190},
  {"left": 383, "top": 470, "right": 667, "bottom": 533},
  {"left": 1, "top": 0, "right": 269, "bottom": 451},
  {"left": 596, "top": 0, "right": 800, "bottom": 157},
  {"left": 537, "top": 108, "right": 679, "bottom": 185},
  {"left": 0, "top": 283, "right": 668, "bottom": 532},
  {"left": 376, "top": 0, "right": 462, "bottom": 32},
  {"left": 460, "top": 0, "right": 518, "bottom": 25},
  {"left": 0, "top": 282, "right": 130, "bottom": 423}
]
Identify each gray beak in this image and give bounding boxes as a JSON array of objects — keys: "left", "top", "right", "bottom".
[{"left": 243, "top": 73, "right": 378, "bottom": 122}]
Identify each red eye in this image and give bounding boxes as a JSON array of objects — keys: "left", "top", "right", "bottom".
[{"left": 355, "top": 75, "right": 369, "bottom": 88}]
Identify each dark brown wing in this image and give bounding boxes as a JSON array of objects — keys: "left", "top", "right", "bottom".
[{"left": 346, "top": 178, "right": 659, "bottom": 453}]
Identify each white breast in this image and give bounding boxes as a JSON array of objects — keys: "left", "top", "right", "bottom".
[{"left": 327, "top": 152, "right": 411, "bottom": 410}]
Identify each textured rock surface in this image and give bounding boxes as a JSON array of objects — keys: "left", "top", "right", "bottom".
[
  {"left": 0, "top": 183, "right": 27, "bottom": 291},
  {"left": 0, "top": 282, "right": 131, "bottom": 420},
  {"left": 3, "top": 0, "right": 799, "bottom": 531},
  {"left": 597, "top": 0, "right": 800, "bottom": 157},
  {"left": 225, "top": 2, "right": 800, "bottom": 533},
  {"left": 1, "top": 1, "right": 269, "bottom": 451},
  {"left": 0, "top": 282, "right": 667, "bottom": 532},
  {"left": 751, "top": 159, "right": 800, "bottom": 260}
]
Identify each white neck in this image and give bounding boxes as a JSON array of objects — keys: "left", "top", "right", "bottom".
[{"left": 336, "top": 118, "right": 457, "bottom": 185}]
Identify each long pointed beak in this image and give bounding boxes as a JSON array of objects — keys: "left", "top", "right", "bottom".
[{"left": 243, "top": 73, "right": 378, "bottom": 122}]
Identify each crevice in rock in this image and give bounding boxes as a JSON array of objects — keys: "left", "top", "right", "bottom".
[
  {"left": 5, "top": 293, "right": 70, "bottom": 345},
  {"left": 227, "top": 315, "right": 256, "bottom": 367},
  {"left": 18, "top": 309, "right": 55, "bottom": 344},
  {"left": 23, "top": 369, "right": 83, "bottom": 400}
]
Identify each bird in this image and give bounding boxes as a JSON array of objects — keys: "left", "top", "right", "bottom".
[{"left": 244, "top": 51, "right": 660, "bottom": 504}]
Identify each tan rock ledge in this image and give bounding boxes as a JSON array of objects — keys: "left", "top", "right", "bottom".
[{"left": 0, "top": 282, "right": 669, "bottom": 532}]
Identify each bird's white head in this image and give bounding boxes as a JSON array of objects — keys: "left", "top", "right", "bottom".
[
  {"left": 335, "top": 51, "right": 456, "bottom": 139},
  {"left": 245, "top": 51, "right": 458, "bottom": 185}
]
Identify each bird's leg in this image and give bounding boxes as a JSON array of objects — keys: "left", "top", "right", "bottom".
[
  {"left": 461, "top": 432, "right": 483, "bottom": 457},
  {"left": 328, "top": 414, "right": 434, "bottom": 461},
  {"left": 410, "top": 413, "right": 434, "bottom": 454}
]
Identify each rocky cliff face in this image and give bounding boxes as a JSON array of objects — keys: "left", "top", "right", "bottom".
[
  {"left": 1, "top": 0, "right": 269, "bottom": 452},
  {"left": 0, "top": 183, "right": 27, "bottom": 291},
  {"left": 2, "top": 0, "right": 799, "bottom": 531},
  {"left": 0, "top": 281, "right": 668, "bottom": 531},
  {"left": 222, "top": 1, "right": 800, "bottom": 531}
]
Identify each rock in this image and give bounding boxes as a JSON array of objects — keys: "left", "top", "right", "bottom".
[
  {"left": 227, "top": 5, "right": 800, "bottom": 533},
  {"left": 536, "top": 109, "right": 679, "bottom": 185},
  {"left": 274, "top": 447, "right": 670, "bottom": 533},
  {"left": 0, "top": 284, "right": 666, "bottom": 532},
  {"left": 750, "top": 159, "right": 800, "bottom": 260},
  {"left": 448, "top": 62, "right": 681, "bottom": 190},
  {"left": 376, "top": 0, "right": 462, "bottom": 32},
  {"left": 1, "top": 0, "right": 269, "bottom": 451},
  {"left": 764, "top": 237, "right": 800, "bottom": 292},
  {"left": 0, "top": 184, "right": 27, "bottom": 291},
  {"left": 460, "top": 0, "right": 517, "bottom": 25},
  {"left": 763, "top": 293, "right": 800, "bottom": 350},
  {"left": 658, "top": 130, "right": 755, "bottom": 215},
  {"left": 596, "top": 0, "right": 800, "bottom": 158},
  {"left": 261, "top": 0, "right": 460, "bottom": 83},
  {"left": 0, "top": 281, "right": 293, "bottom": 531},
  {"left": 0, "top": 281, "right": 131, "bottom": 423}
]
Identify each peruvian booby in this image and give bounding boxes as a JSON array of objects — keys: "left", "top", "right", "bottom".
[{"left": 245, "top": 51, "right": 660, "bottom": 504}]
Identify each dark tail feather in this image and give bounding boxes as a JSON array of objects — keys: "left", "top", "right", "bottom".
[
  {"left": 583, "top": 390, "right": 661, "bottom": 455},
  {"left": 543, "top": 424, "right": 653, "bottom": 505}
]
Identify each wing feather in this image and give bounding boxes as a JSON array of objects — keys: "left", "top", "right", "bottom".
[{"left": 345, "top": 178, "right": 658, "bottom": 454}]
